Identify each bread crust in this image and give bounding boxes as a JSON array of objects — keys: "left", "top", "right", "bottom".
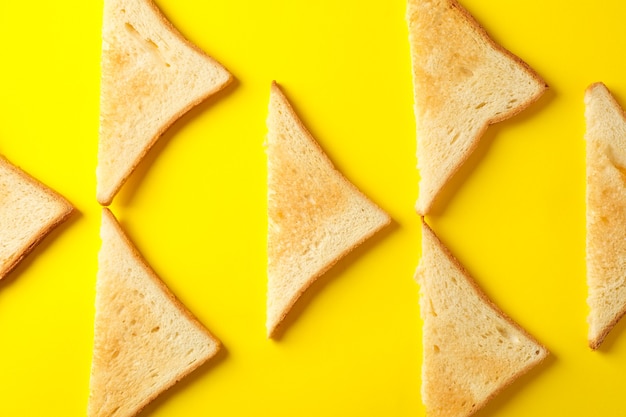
[
  {"left": 100, "top": 208, "right": 219, "bottom": 349},
  {"left": 0, "top": 155, "right": 74, "bottom": 280},
  {"left": 589, "top": 310, "right": 626, "bottom": 350},
  {"left": 446, "top": 0, "right": 547, "bottom": 124}
]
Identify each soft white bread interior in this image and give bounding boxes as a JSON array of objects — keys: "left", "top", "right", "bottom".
[
  {"left": 416, "top": 219, "right": 548, "bottom": 417},
  {"left": 0, "top": 155, "right": 73, "bottom": 280},
  {"left": 97, "top": 0, "right": 232, "bottom": 205},
  {"left": 265, "top": 81, "right": 391, "bottom": 338},
  {"left": 407, "top": 0, "right": 547, "bottom": 214},
  {"left": 88, "top": 208, "right": 220, "bottom": 417},
  {"left": 584, "top": 82, "right": 626, "bottom": 349}
]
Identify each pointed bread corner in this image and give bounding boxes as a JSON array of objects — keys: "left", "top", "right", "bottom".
[
  {"left": 265, "top": 82, "right": 391, "bottom": 338},
  {"left": 0, "top": 155, "right": 73, "bottom": 280},
  {"left": 416, "top": 219, "right": 548, "bottom": 417},
  {"left": 97, "top": 0, "right": 233, "bottom": 205},
  {"left": 88, "top": 208, "right": 220, "bottom": 417},
  {"left": 584, "top": 82, "right": 626, "bottom": 349},
  {"left": 407, "top": 0, "right": 547, "bottom": 214}
]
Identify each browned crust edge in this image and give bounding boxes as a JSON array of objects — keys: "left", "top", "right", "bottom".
[
  {"left": 447, "top": 0, "right": 548, "bottom": 123},
  {"left": 588, "top": 306, "right": 626, "bottom": 350}
]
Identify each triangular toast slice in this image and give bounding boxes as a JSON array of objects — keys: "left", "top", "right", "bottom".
[
  {"left": 0, "top": 155, "right": 73, "bottom": 280},
  {"left": 88, "top": 208, "right": 220, "bottom": 417},
  {"left": 407, "top": 0, "right": 547, "bottom": 214},
  {"left": 265, "top": 82, "right": 391, "bottom": 338},
  {"left": 584, "top": 82, "right": 626, "bottom": 349},
  {"left": 97, "top": 0, "right": 233, "bottom": 205},
  {"left": 416, "top": 219, "right": 548, "bottom": 417}
]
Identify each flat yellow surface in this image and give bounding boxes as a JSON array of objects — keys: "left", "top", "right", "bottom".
[{"left": 0, "top": 0, "right": 624, "bottom": 415}]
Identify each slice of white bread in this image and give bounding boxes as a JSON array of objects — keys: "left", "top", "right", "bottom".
[
  {"left": 584, "top": 82, "right": 626, "bottom": 349},
  {"left": 407, "top": 0, "right": 547, "bottom": 214},
  {"left": 0, "top": 155, "right": 73, "bottom": 280},
  {"left": 88, "top": 208, "right": 220, "bottom": 417},
  {"left": 416, "top": 219, "right": 548, "bottom": 417},
  {"left": 265, "top": 81, "right": 391, "bottom": 338},
  {"left": 97, "top": 0, "right": 233, "bottom": 206}
]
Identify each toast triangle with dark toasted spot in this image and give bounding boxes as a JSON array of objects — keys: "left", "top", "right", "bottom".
[
  {"left": 97, "top": 0, "right": 233, "bottom": 205},
  {"left": 584, "top": 82, "right": 626, "bottom": 349},
  {"left": 407, "top": 0, "right": 547, "bottom": 214},
  {"left": 416, "top": 219, "right": 548, "bottom": 417},
  {"left": 88, "top": 208, "right": 221, "bottom": 417},
  {"left": 0, "top": 155, "right": 73, "bottom": 280},
  {"left": 265, "top": 82, "right": 391, "bottom": 338}
]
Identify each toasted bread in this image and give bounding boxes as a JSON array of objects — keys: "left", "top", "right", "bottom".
[
  {"left": 416, "top": 219, "right": 548, "bottom": 417},
  {"left": 407, "top": 0, "right": 547, "bottom": 214},
  {"left": 584, "top": 82, "right": 626, "bottom": 349},
  {"left": 88, "top": 208, "right": 221, "bottom": 417},
  {"left": 0, "top": 155, "right": 73, "bottom": 280},
  {"left": 265, "top": 81, "right": 391, "bottom": 338},
  {"left": 97, "top": 0, "right": 233, "bottom": 205}
]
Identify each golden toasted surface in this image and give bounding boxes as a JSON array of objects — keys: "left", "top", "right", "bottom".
[
  {"left": 97, "top": 0, "right": 232, "bottom": 205},
  {"left": 265, "top": 82, "right": 390, "bottom": 337},
  {"left": 407, "top": 0, "right": 546, "bottom": 214},
  {"left": 585, "top": 82, "right": 626, "bottom": 349}
]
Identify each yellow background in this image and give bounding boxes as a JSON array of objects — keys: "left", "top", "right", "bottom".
[{"left": 0, "top": 0, "right": 624, "bottom": 415}]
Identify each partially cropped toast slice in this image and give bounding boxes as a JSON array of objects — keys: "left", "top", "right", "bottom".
[
  {"left": 88, "top": 208, "right": 220, "bottom": 417},
  {"left": 584, "top": 82, "right": 626, "bottom": 349},
  {"left": 0, "top": 155, "right": 73, "bottom": 280},
  {"left": 97, "top": 0, "right": 232, "bottom": 205},
  {"left": 407, "top": 0, "right": 547, "bottom": 214},
  {"left": 265, "top": 82, "right": 391, "bottom": 338},
  {"left": 416, "top": 219, "right": 548, "bottom": 417}
]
